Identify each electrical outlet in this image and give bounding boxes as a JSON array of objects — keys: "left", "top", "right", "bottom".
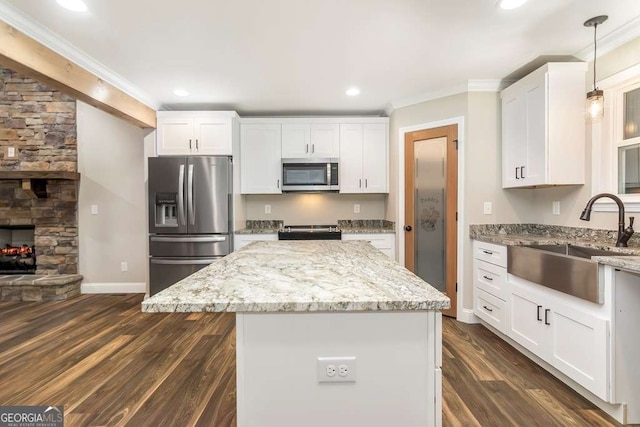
[
  {"left": 4, "top": 146, "right": 17, "bottom": 159},
  {"left": 91, "top": 205, "right": 99, "bottom": 215},
  {"left": 483, "top": 202, "right": 492, "bottom": 215},
  {"left": 354, "top": 204, "right": 360, "bottom": 214},
  {"left": 120, "top": 262, "right": 128, "bottom": 272},
  {"left": 552, "top": 201, "right": 560, "bottom": 215},
  {"left": 317, "top": 357, "right": 357, "bottom": 383},
  {"left": 265, "top": 204, "right": 271, "bottom": 214}
]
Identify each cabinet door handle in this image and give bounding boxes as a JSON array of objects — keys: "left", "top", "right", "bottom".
[
  {"left": 277, "top": 179, "right": 280, "bottom": 189},
  {"left": 482, "top": 275, "right": 493, "bottom": 281},
  {"left": 306, "top": 144, "right": 309, "bottom": 153},
  {"left": 483, "top": 305, "right": 493, "bottom": 313},
  {"left": 544, "top": 308, "right": 550, "bottom": 325},
  {"left": 189, "top": 139, "right": 192, "bottom": 150},
  {"left": 482, "top": 250, "right": 493, "bottom": 255},
  {"left": 365, "top": 179, "right": 368, "bottom": 188},
  {"left": 195, "top": 139, "right": 199, "bottom": 150},
  {"left": 521, "top": 166, "right": 525, "bottom": 179},
  {"left": 311, "top": 144, "right": 315, "bottom": 154},
  {"left": 359, "top": 179, "right": 362, "bottom": 188},
  {"left": 537, "top": 305, "right": 542, "bottom": 321},
  {"left": 515, "top": 167, "right": 519, "bottom": 179}
]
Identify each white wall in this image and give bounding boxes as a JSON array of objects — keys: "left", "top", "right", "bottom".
[
  {"left": 77, "top": 101, "right": 147, "bottom": 291},
  {"left": 245, "top": 193, "right": 386, "bottom": 224}
]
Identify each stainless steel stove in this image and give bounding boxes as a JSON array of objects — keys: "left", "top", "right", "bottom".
[{"left": 278, "top": 225, "right": 342, "bottom": 240}]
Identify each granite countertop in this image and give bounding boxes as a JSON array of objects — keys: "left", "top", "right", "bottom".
[
  {"left": 235, "top": 219, "right": 396, "bottom": 235},
  {"left": 470, "top": 224, "right": 640, "bottom": 272},
  {"left": 142, "top": 240, "right": 449, "bottom": 313}
]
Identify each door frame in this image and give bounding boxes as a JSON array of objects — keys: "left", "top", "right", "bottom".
[{"left": 397, "top": 116, "right": 472, "bottom": 322}]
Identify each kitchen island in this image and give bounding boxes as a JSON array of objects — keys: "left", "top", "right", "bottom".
[{"left": 142, "top": 240, "right": 449, "bottom": 427}]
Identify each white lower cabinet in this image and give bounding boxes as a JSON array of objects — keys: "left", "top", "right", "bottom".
[
  {"left": 508, "top": 277, "right": 609, "bottom": 401},
  {"left": 342, "top": 233, "right": 395, "bottom": 260},
  {"left": 474, "top": 289, "right": 507, "bottom": 333},
  {"left": 234, "top": 234, "right": 278, "bottom": 251}
]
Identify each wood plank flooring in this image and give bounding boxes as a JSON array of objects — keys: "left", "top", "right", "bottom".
[{"left": 0, "top": 295, "right": 622, "bottom": 426}]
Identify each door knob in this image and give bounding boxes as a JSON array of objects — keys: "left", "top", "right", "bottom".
[{"left": 405, "top": 225, "right": 412, "bottom": 231}]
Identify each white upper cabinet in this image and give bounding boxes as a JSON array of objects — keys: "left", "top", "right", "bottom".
[
  {"left": 156, "top": 111, "right": 236, "bottom": 156},
  {"left": 501, "top": 63, "right": 587, "bottom": 188},
  {"left": 281, "top": 124, "right": 339, "bottom": 159},
  {"left": 340, "top": 123, "right": 388, "bottom": 193},
  {"left": 241, "top": 124, "right": 282, "bottom": 194}
]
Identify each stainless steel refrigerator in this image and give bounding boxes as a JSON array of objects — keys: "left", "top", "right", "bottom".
[{"left": 148, "top": 156, "right": 232, "bottom": 295}]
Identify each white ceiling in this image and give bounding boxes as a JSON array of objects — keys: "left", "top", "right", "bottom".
[{"left": 2, "top": 0, "right": 640, "bottom": 115}]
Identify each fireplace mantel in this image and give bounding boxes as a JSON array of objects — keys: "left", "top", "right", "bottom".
[{"left": 0, "top": 171, "right": 80, "bottom": 180}]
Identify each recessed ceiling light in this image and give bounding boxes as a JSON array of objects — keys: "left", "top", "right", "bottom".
[
  {"left": 56, "top": 0, "right": 88, "bottom": 12},
  {"left": 346, "top": 87, "right": 361, "bottom": 96},
  {"left": 498, "top": 0, "right": 527, "bottom": 10},
  {"left": 173, "top": 89, "right": 189, "bottom": 97}
]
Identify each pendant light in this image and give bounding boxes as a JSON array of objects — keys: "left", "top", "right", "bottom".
[{"left": 584, "top": 15, "right": 608, "bottom": 121}]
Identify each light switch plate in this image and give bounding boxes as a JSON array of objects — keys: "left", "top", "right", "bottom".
[
  {"left": 265, "top": 204, "right": 271, "bottom": 214},
  {"left": 483, "top": 202, "right": 492, "bottom": 215},
  {"left": 552, "top": 201, "right": 560, "bottom": 215},
  {"left": 3, "top": 146, "right": 17, "bottom": 159},
  {"left": 90, "top": 205, "right": 99, "bottom": 215},
  {"left": 354, "top": 204, "right": 360, "bottom": 214}
]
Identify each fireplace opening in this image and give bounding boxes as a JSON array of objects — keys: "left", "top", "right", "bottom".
[{"left": 0, "top": 226, "right": 36, "bottom": 275}]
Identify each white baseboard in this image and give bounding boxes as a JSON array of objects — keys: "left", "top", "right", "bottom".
[
  {"left": 81, "top": 282, "right": 146, "bottom": 294},
  {"left": 456, "top": 308, "right": 479, "bottom": 324}
]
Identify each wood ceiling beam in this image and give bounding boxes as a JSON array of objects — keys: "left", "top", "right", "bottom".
[{"left": 0, "top": 21, "right": 156, "bottom": 129}]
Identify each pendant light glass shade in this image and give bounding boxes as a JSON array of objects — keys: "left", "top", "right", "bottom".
[
  {"left": 587, "top": 89, "right": 604, "bottom": 120},
  {"left": 584, "top": 15, "right": 608, "bottom": 122}
]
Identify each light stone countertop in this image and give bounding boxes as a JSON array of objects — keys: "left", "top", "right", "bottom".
[
  {"left": 142, "top": 240, "right": 450, "bottom": 313},
  {"left": 591, "top": 256, "right": 640, "bottom": 273}
]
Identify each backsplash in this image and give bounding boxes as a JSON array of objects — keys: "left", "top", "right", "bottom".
[
  {"left": 469, "top": 223, "right": 640, "bottom": 247},
  {"left": 338, "top": 220, "right": 395, "bottom": 230},
  {"left": 245, "top": 220, "right": 283, "bottom": 230}
]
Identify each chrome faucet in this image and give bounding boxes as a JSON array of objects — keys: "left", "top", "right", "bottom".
[{"left": 579, "top": 193, "right": 634, "bottom": 247}]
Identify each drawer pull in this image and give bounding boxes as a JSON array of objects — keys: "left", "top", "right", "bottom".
[
  {"left": 544, "top": 308, "right": 551, "bottom": 325},
  {"left": 482, "top": 250, "right": 493, "bottom": 255},
  {"left": 482, "top": 305, "right": 493, "bottom": 313},
  {"left": 537, "top": 305, "right": 542, "bottom": 321},
  {"left": 482, "top": 275, "right": 493, "bottom": 281}
]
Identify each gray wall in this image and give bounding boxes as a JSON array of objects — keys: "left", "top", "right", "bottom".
[
  {"left": 245, "top": 193, "right": 386, "bottom": 224},
  {"left": 77, "top": 101, "right": 147, "bottom": 284}
]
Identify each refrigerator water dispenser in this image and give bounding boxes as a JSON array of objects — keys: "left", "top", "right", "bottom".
[{"left": 155, "top": 192, "right": 178, "bottom": 227}]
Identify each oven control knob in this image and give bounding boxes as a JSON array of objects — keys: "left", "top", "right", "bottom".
[{"left": 404, "top": 225, "right": 412, "bottom": 232}]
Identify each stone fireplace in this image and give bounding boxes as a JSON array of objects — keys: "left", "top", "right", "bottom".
[{"left": 0, "top": 66, "right": 82, "bottom": 300}]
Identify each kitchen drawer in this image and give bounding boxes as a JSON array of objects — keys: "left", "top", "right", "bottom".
[
  {"left": 474, "top": 289, "right": 507, "bottom": 334},
  {"left": 474, "top": 259, "right": 508, "bottom": 301},
  {"left": 473, "top": 240, "right": 507, "bottom": 268}
]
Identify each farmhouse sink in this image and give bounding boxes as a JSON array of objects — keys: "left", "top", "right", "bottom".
[{"left": 507, "top": 244, "right": 634, "bottom": 304}]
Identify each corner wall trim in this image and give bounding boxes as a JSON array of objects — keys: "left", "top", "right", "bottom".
[{"left": 81, "top": 282, "right": 146, "bottom": 294}]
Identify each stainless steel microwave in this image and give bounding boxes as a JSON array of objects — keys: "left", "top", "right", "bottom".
[{"left": 281, "top": 158, "right": 339, "bottom": 192}]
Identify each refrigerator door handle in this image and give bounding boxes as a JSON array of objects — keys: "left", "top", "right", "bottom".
[
  {"left": 150, "top": 236, "right": 227, "bottom": 243},
  {"left": 150, "top": 258, "right": 218, "bottom": 265},
  {"left": 188, "top": 164, "right": 195, "bottom": 226},
  {"left": 177, "top": 164, "right": 186, "bottom": 226}
]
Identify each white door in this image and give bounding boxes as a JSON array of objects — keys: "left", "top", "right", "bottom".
[
  {"left": 240, "top": 124, "right": 282, "bottom": 194},
  {"left": 524, "top": 81, "right": 546, "bottom": 186},
  {"left": 508, "top": 282, "right": 548, "bottom": 358},
  {"left": 157, "top": 117, "right": 193, "bottom": 155},
  {"left": 548, "top": 302, "right": 609, "bottom": 400},
  {"left": 339, "top": 124, "right": 364, "bottom": 193},
  {"left": 502, "top": 94, "right": 526, "bottom": 188},
  {"left": 194, "top": 118, "right": 232, "bottom": 155},
  {"left": 362, "top": 124, "right": 388, "bottom": 193},
  {"left": 281, "top": 124, "right": 311, "bottom": 158},
  {"left": 310, "top": 124, "right": 340, "bottom": 158}
]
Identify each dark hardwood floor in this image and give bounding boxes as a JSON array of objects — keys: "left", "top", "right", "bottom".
[{"left": 0, "top": 295, "right": 621, "bottom": 426}]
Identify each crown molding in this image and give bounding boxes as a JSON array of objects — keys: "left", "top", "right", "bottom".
[
  {"left": 467, "top": 79, "right": 513, "bottom": 92},
  {"left": 0, "top": 0, "right": 160, "bottom": 109},
  {"left": 574, "top": 15, "right": 640, "bottom": 62},
  {"left": 390, "top": 83, "right": 468, "bottom": 110}
]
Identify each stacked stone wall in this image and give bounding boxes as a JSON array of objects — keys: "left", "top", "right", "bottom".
[{"left": 0, "top": 67, "right": 78, "bottom": 275}]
